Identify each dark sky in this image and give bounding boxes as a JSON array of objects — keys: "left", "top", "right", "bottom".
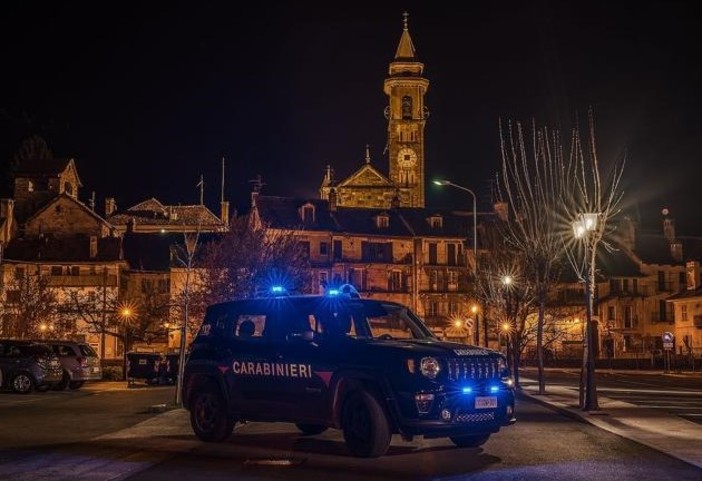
[{"left": 1, "top": 1, "right": 700, "bottom": 234}]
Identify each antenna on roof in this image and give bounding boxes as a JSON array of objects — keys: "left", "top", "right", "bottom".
[
  {"left": 221, "top": 157, "right": 225, "bottom": 203},
  {"left": 196, "top": 174, "right": 204, "bottom": 205}
]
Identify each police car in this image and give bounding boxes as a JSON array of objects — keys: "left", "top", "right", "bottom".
[{"left": 182, "top": 285, "right": 516, "bottom": 457}]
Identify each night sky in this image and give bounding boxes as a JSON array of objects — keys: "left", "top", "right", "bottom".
[{"left": 1, "top": 1, "right": 700, "bottom": 234}]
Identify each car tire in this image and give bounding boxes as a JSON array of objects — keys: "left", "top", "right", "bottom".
[
  {"left": 53, "top": 372, "right": 70, "bottom": 391},
  {"left": 341, "top": 390, "right": 391, "bottom": 458},
  {"left": 68, "top": 381, "right": 85, "bottom": 390},
  {"left": 450, "top": 434, "right": 490, "bottom": 448},
  {"left": 190, "top": 383, "right": 235, "bottom": 442},
  {"left": 11, "top": 373, "right": 34, "bottom": 394},
  {"left": 295, "top": 423, "right": 328, "bottom": 435}
]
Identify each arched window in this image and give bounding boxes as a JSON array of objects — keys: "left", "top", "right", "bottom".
[{"left": 401, "top": 96, "right": 412, "bottom": 119}]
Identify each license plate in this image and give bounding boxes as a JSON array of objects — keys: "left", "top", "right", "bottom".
[{"left": 475, "top": 396, "right": 497, "bottom": 409}]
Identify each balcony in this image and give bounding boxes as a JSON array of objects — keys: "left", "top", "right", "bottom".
[{"left": 47, "top": 275, "right": 118, "bottom": 287}]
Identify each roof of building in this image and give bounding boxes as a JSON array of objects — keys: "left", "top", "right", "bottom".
[
  {"left": 395, "top": 15, "right": 417, "bottom": 59},
  {"left": 3, "top": 235, "right": 123, "bottom": 262},
  {"left": 25, "top": 193, "right": 113, "bottom": 229},
  {"left": 108, "top": 197, "right": 223, "bottom": 227},
  {"left": 666, "top": 286, "right": 702, "bottom": 301},
  {"left": 253, "top": 195, "right": 479, "bottom": 240}
]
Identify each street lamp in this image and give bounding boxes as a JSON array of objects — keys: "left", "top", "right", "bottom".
[
  {"left": 433, "top": 180, "right": 477, "bottom": 269},
  {"left": 435, "top": 179, "right": 480, "bottom": 345},
  {"left": 119, "top": 304, "right": 135, "bottom": 382},
  {"left": 572, "top": 212, "right": 600, "bottom": 411}
]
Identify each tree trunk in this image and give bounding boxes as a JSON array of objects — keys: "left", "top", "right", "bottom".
[{"left": 537, "top": 294, "right": 546, "bottom": 394}]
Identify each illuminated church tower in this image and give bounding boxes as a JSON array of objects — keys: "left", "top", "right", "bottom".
[
  {"left": 384, "top": 12, "right": 429, "bottom": 208},
  {"left": 320, "top": 13, "right": 429, "bottom": 209}
]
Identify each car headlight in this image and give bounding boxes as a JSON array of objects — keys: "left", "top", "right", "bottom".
[{"left": 420, "top": 357, "right": 441, "bottom": 379}]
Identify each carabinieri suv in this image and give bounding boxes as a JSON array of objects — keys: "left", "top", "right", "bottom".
[{"left": 183, "top": 285, "right": 516, "bottom": 457}]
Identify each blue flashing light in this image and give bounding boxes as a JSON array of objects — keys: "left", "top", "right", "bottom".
[
  {"left": 462, "top": 386, "right": 472, "bottom": 394},
  {"left": 270, "top": 285, "right": 286, "bottom": 295},
  {"left": 489, "top": 385, "right": 499, "bottom": 393},
  {"left": 327, "top": 289, "right": 340, "bottom": 296},
  {"left": 325, "top": 283, "right": 360, "bottom": 299}
]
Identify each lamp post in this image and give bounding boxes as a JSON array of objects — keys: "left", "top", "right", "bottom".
[
  {"left": 572, "top": 212, "right": 600, "bottom": 411},
  {"left": 434, "top": 179, "right": 479, "bottom": 344},
  {"left": 119, "top": 306, "right": 134, "bottom": 383}
]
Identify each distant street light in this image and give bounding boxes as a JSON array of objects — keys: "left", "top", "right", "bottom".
[
  {"left": 119, "top": 304, "right": 135, "bottom": 382},
  {"left": 572, "top": 212, "right": 600, "bottom": 411},
  {"left": 434, "top": 179, "right": 480, "bottom": 345}
]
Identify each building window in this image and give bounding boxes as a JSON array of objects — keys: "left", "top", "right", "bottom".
[
  {"left": 51, "top": 266, "right": 63, "bottom": 276},
  {"left": 448, "top": 271, "right": 458, "bottom": 291},
  {"left": 622, "top": 278, "right": 629, "bottom": 293},
  {"left": 429, "top": 271, "right": 438, "bottom": 291},
  {"left": 429, "top": 216, "right": 443, "bottom": 229},
  {"left": 658, "top": 271, "right": 666, "bottom": 291},
  {"left": 318, "top": 271, "right": 329, "bottom": 292},
  {"left": 427, "top": 300, "right": 438, "bottom": 316},
  {"left": 447, "top": 243, "right": 458, "bottom": 266},
  {"left": 158, "top": 279, "right": 170, "bottom": 293},
  {"left": 659, "top": 300, "right": 668, "bottom": 322},
  {"left": 609, "top": 279, "right": 620, "bottom": 294},
  {"left": 333, "top": 240, "right": 342, "bottom": 260},
  {"left": 319, "top": 242, "right": 329, "bottom": 256},
  {"left": 376, "top": 215, "right": 389, "bottom": 229},
  {"left": 624, "top": 306, "right": 634, "bottom": 329},
  {"left": 681, "top": 304, "right": 688, "bottom": 321},
  {"left": 28, "top": 180, "right": 34, "bottom": 192},
  {"left": 301, "top": 204, "right": 315, "bottom": 224},
  {"left": 607, "top": 306, "right": 615, "bottom": 320},
  {"left": 679, "top": 271, "right": 687, "bottom": 290},
  {"left": 389, "top": 270, "right": 402, "bottom": 292},
  {"left": 401, "top": 95, "right": 412, "bottom": 119},
  {"left": 299, "top": 241, "right": 310, "bottom": 259},
  {"left": 70, "top": 266, "right": 80, "bottom": 276},
  {"left": 428, "top": 243, "right": 438, "bottom": 264},
  {"left": 632, "top": 278, "right": 638, "bottom": 295},
  {"left": 362, "top": 242, "right": 392, "bottom": 262}
]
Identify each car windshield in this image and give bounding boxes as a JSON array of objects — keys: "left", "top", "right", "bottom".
[{"left": 206, "top": 298, "right": 436, "bottom": 341}]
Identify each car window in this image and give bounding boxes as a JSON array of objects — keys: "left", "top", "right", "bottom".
[
  {"left": 79, "top": 344, "right": 98, "bottom": 357},
  {"left": 55, "top": 345, "right": 74, "bottom": 356},
  {"left": 234, "top": 315, "right": 264, "bottom": 339}
]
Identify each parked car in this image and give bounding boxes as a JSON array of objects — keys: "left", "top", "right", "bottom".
[
  {"left": 44, "top": 341, "right": 102, "bottom": 390},
  {"left": 0, "top": 339, "right": 64, "bottom": 393}
]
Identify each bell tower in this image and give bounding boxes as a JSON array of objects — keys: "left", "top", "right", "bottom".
[{"left": 384, "top": 12, "right": 430, "bottom": 208}]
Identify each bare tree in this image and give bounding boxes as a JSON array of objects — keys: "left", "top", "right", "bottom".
[
  {"left": 0, "top": 268, "right": 58, "bottom": 339},
  {"left": 194, "top": 216, "right": 314, "bottom": 307},
  {"left": 474, "top": 227, "right": 535, "bottom": 388},
  {"left": 562, "top": 109, "right": 626, "bottom": 411},
  {"left": 497, "top": 118, "right": 569, "bottom": 394}
]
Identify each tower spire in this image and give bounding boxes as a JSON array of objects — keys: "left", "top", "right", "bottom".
[
  {"left": 395, "top": 11, "right": 416, "bottom": 59},
  {"left": 365, "top": 144, "right": 371, "bottom": 164}
]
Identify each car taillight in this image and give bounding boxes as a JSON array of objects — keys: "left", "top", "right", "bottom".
[{"left": 77, "top": 356, "right": 88, "bottom": 368}]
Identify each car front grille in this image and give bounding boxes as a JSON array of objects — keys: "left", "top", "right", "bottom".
[
  {"left": 454, "top": 411, "right": 495, "bottom": 423},
  {"left": 446, "top": 358, "right": 500, "bottom": 382}
]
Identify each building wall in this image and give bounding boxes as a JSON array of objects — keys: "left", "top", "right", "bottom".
[{"left": 25, "top": 196, "right": 109, "bottom": 238}]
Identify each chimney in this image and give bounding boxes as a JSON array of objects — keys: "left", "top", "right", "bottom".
[
  {"left": 220, "top": 200, "right": 230, "bottom": 225},
  {"left": 663, "top": 216, "right": 676, "bottom": 243},
  {"left": 494, "top": 202, "right": 509, "bottom": 222},
  {"left": 105, "top": 197, "right": 116, "bottom": 217},
  {"left": 328, "top": 188, "right": 337, "bottom": 212},
  {"left": 686, "top": 260, "right": 700, "bottom": 290}
]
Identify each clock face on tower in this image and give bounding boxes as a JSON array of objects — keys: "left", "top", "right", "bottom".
[{"left": 398, "top": 147, "right": 418, "bottom": 168}]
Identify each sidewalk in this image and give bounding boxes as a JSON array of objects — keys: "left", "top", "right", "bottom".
[{"left": 519, "top": 376, "right": 702, "bottom": 470}]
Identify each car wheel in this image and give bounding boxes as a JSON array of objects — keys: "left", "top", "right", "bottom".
[
  {"left": 190, "top": 384, "right": 235, "bottom": 442},
  {"left": 11, "top": 373, "right": 34, "bottom": 394},
  {"left": 295, "top": 423, "right": 328, "bottom": 435},
  {"left": 68, "top": 381, "right": 85, "bottom": 390},
  {"left": 53, "top": 372, "right": 70, "bottom": 391},
  {"left": 450, "top": 434, "right": 490, "bottom": 448},
  {"left": 341, "top": 390, "right": 391, "bottom": 457}
]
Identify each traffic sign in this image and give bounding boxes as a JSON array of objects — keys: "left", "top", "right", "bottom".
[{"left": 662, "top": 332, "right": 674, "bottom": 350}]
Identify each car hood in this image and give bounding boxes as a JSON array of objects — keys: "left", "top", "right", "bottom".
[{"left": 361, "top": 338, "right": 502, "bottom": 359}]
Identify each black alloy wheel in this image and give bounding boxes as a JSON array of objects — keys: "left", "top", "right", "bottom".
[
  {"left": 68, "top": 381, "right": 84, "bottom": 390},
  {"left": 190, "top": 385, "right": 235, "bottom": 442},
  {"left": 341, "top": 390, "right": 391, "bottom": 457},
  {"left": 11, "top": 373, "right": 34, "bottom": 394}
]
